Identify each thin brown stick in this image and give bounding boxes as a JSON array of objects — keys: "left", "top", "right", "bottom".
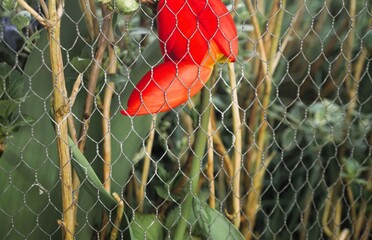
[
  {"left": 79, "top": 0, "right": 99, "bottom": 40},
  {"left": 39, "top": 0, "right": 49, "bottom": 19},
  {"left": 210, "top": 109, "right": 233, "bottom": 180},
  {"left": 99, "top": 22, "right": 117, "bottom": 240},
  {"left": 354, "top": 200, "right": 367, "bottom": 240},
  {"left": 101, "top": 82, "right": 115, "bottom": 191},
  {"left": 336, "top": 2, "right": 359, "bottom": 238},
  {"left": 207, "top": 118, "right": 215, "bottom": 208},
  {"left": 228, "top": 62, "right": 242, "bottom": 228},
  {"left": 321, "top": 189, "right": 334, "bottom": 237},
  {"left": 244, "top": 0, "right": 272, "bottom": 238},
  {"left": 17, "top": 0, "right": 48, "bottom": 26},
  {"left": 78, "top": 6, "right": 112, "bottom": 152},
  {"left": 339, "top": 229, "right": 350, "bottom": 240},
  {"left": 109, "top": 193, "right": 125, "bottom": 240},
  {"left": 334, "top": 197, "right": 342, "bottom": 239},
  {"left": 299, "top": 192, "right": 313, "bottom": 240},
  {"left": 68, "top": 74, "right": 83, "bottom": 229},
  {"left": 67, "top": 74, "right": 83, "bottom": 144},
  {"left": 345, "top": 0, "right": 357, "bottom": 120},
  {"left": 138, "top": 116, "right": 157, "bottom": 212},
  {"left": 46, "top": 0, "right": 74, "bottom": 238},
  {"left": 102, "top": 25, "right": 117, "bottom": 195},
  {"left": 269, "top": 0, "right": 287, "bottom": 65},
  {"left": 263, "top": 0, "right": 280, "bottom": 53},
  {"left": 360, "top": 214, "right": 372, "bottom": 240},
  {"left": 212, "top": 134, "right": 233, "bottom": 178}
]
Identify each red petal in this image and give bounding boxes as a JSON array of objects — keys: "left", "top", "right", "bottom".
[
  {"left": 157, "top": 0, "right": 209, "bottom": 64},
  {"left": 198, "top": 0, "right": 239, "bottom": 62},
  {"left": 157, "top": 0, "right": 238, "bottom": 64},
  {"left": 121, "top": 61, "right": 213, "bottom": 116}
]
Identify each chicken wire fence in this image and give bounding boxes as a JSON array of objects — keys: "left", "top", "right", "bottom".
[{"left": 0, "top": 0, "right": 371, "bottom": 239}]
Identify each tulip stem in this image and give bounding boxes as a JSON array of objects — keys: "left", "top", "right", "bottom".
[
  {"left": 174, "top": 81, "right": 211, "bottom": 239},
  {"left": 138, "top": 115, "right": 157, "bottom": 212}
]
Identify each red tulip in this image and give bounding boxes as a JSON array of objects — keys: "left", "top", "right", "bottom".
[
  {"left": 157, "top": 0, "right": 238, "bottom": 64},
  {"left": 121, "top": 0, "right": 238, "bottom": 116},
  {"left": 121, "top": 61, "right": 213, "bottom": 116}
]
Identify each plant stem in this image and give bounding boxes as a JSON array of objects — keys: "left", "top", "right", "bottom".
[
  {"left": 228, "top": 62, "right": 242, "bottom": 228},
  {"left": 47, "top": 0, "right": 74, "bottom": 238},
  {"left": 17, "top": 0, "right": 48, "bottom": 26},
  {"left": 109, "top": 193, "right": 125, "bottom": 240},
  {"left": 39, "top": 0, "right": 49, "bottom": 19},
  {"left": 244, "top": 0, "right": 272, "bottom": 238},
  {"left": 207, "top": 118, "right": 215, "bottom": 209},
  {"left": 68, "top": 74, "right": 83, "bottom": 232},
  {"left": 100, "top": 21, "right": 117, "bottom": 240},
  {"left": 173, "top": 80, "right": 212, "bottom": 239},
  {"left": 78, "top": 6, "right": 112, "bottom": 152},
  {"left": 138, "top": 116, "right": 157, "bottom": 212},
  {"left": 78, "top": 0, "right": 99, "bottom": 40}
]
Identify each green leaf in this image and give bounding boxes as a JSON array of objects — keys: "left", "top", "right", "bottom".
[
  {"left": 70, "top": 56, "right": 91, "bottom": 74},
  {"left": 11, "top": 10, "right": 31, "bottom": 31},
  {"left": 132, "top": 213, "right": 164, "bottom": 240},
  {"left": 68, "top": 137, "right": 117, "bottom": 208},
  {"left": 280, "top": 127, "right": 296, "bottom": 151},
  {"left": 0, "top": 99, "right": 18, "bottom": 118},
  {"left": 8, "top": 69, "right": 25, "bottom": 99},
  {"left": 1, "top": 0, "right": 15, "bottom": 12},
  {"left": 0, "top": 62, "right": 12, "bottom": 77},
  {"left": 193, "top": 199, "right": 244, "bottom": 240}
]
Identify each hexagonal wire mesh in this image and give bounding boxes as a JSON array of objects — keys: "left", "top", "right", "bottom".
[{"left": 0, "top": 0, "right": 371, "bottom": 239}]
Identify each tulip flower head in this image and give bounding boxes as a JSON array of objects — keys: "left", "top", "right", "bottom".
[
  {"left": 121, "top": 0, "right": 238, "bottom": 116},
  {"left": 157, "top": 0, "right": 238, "bottom": 64}
]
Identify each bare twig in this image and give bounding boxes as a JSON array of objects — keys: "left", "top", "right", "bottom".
[
  {"left": 207, "top": 118, "right": 215, "bottom": 208},
  {"left": 99, "top": 21, "right": 117, "bottom": 240},
  {"left": 339, "top": 229, "right": 350, "bottom": 240},
  {"left": 78, "top": 5, "right": 112, "bottom": 152},
  {"left": 68, "top": 74, "right": 83, "bottom": 229},
  {"left": 109, "top": 193, "right": 125, "bottom": 240},
  {"left": 138, "top": 116, "right": 157, "bottom": 212},
  {"left": 39, "top": 0, "right": 49, "bottom": 19},
  {"left": 263, "top": 0, "right": 280, "bottom": 54},
  {"left": 46, "top": 0, "right": 75, "bottom": 238},
  {"left": 69, "top": 74, "right": 84, "bottom": 107},
  {"left": 228, "top": 62, "right": 242, "bottom": 228},
  {"left": 17, "top": 0, "right": 48, "bottom": 26},
  {"left": 78, "top": 0, "right": 99, "bottom": 40},
  {"left": 243, "top": 0, "right": 272, "bottom": 238}
]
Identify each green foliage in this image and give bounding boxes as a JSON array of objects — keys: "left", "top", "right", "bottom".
[
  {"left": 0, "top": 63, "right": 31, "bottom": 145},
  {"left": 0, "top": 0, "right": 371, "bottom": 239},
  {"left": 1, "top": 0, "right": 15, "bottom": 12},
  {"left": 193, "top": 199, "right": 244, "bottom": 239},
  {"left": 132, "top": 213, "right": 164, "bottom": 240},
  {"left": 11, "top": 10, "right": 31, "bottom": 31}
]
